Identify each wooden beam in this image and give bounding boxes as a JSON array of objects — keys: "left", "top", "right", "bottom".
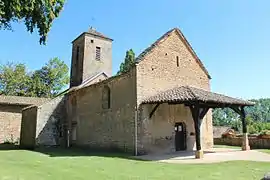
[
  {"left": 189, "top": 105, "right": 201, "bottom": 151},
  {"left": 240, "top": 106, "right": 247, "bottom": 133},
  {"left": 199, "top": 107, "right": 210, "bottom": 119},
  {"left": 149, "top": 103, "right": 160, "bottom": 118},
  {"left": 230, "top": 106, "right": 247, "bottom": 134}
]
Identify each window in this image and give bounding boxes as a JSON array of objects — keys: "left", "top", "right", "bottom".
[
  {"left": 76, "top": 46, "right": 80, "bottom": 61},
  {"left": 176, "top": 56, "right": 179, "bottom": 67},
  {"left": 102, "top": 86, "right": 111, "bottom": 109},
  {"left": 96, "top": 46, "right": 101, "bottom": 61},
  {"left": 91, "top": 39, "right": 94, "bottom": 43}
]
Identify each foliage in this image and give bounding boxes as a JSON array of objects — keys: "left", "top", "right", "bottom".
[
  {"left": 117, "top": 49, "right": 135, "bottom": 74},
  {"left": 0, "top": 62, "right": 32, "bottom": 96},
  {"left": 213, "top": 98, "right": 270, "bottom": 133},
  {"left": 29, "top": 57, "right": 69, "bottom": 98},
  {"left": 0, "top": 0, "right": 65, "bottom": 44},
  {"left": 259, "top": 130, "right": 270, "bottom": 136},
  {"left": 0, "top": 57, "right": 69, "bottom": 98}
]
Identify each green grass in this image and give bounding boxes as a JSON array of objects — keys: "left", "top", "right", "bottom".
[
  {"left": 259, "top": 149, "right": 270, "bottom": 154},
  {"left": 214, "top": 144, "right": 270, "bottom": 154},
  {"left": 213, "top": 145, "right": 241, "bottom": 149},
  {"left": 0, "top": 146, "right": 269, "bottom": 180}
]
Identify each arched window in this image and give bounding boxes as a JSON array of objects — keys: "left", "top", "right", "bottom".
[{"left": 102, "top": 86, "right": 111, "bottom": 109}]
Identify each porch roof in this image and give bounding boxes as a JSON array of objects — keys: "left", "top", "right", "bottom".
[{"left": 141, "top": 86, "right": 254, "bottom": 107}]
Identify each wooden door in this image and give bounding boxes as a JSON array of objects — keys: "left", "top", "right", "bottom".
[{"left": 175, "top": 122, "right": 187, "bottom": 151}]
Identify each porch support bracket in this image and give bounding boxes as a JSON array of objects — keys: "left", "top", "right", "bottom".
[
  {"left": 231, "top": 106, "right": 250, "bottom": 151},
  {"left": 149, "top": 103, "right": 160, "bottom": 118}
]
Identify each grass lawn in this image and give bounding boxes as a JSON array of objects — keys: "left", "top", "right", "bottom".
[
  {"left": 213, "top": 145, "right": 241, "bottom": 149},
  {"left": 0, "top": 146, "right": 269, "bottom": 180},
  {"left": 259, "top": 149, "right": 270, "bottom": 154},
  {"left": 213, "top": 145, "right": 270, "bottom": 154}
]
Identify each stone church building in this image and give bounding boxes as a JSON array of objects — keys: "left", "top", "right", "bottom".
[{"left": 20, "top": 27, "right": 253, "bottom": 158}]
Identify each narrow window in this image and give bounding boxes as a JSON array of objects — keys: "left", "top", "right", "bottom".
[
  {"left": 76, "top": 46, "right": 80, "bottom": 61},
  {"left": 176, "top": 56, "right": 179, "bottom": 67},
  {"left": 96, "top": 46, "right": 101, "bottom": 61},
  {"left": 91, "top": 39, "right": 94, "bottom": 43},
  {"left": 102, "top": 86, "right": 111, "bottom": 109}
]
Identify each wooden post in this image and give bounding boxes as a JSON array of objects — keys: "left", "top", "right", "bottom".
[
  {"left": 240, "top": 106, "right": 250, "bottom": 151},
  {"left": 189, "top": 105, "right": 209, "bottom": 159},
  {"left": 231, "top": 106, "right": 250, "bottom": 151}
]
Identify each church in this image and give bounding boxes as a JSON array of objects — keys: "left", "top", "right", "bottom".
[{"left": 20, "top": 27, "right": 253, "bottom": 159}]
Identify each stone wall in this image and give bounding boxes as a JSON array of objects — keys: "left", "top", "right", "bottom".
[
  {"left": 68, "top": 68, "right": 136, "bottom": 153},
  {"left": 138, "top": 104, "right": 212, "bottom": 154},
  {"left": 20, "top": 106, "right": 38, "bottom": 149},
  {"left": 20, "top": 96, "right": 67, "bottom": 148},
  {"left": 35, "top": 96, "right": 67, "bottom": 146},
  {"left": 0, "top": 104, "right": 28, "bottom": 143},
  {"left": 83, "top": 35, "right": 112, "bottom": 79},
  {"left": 214, "top": 137, "right": 270, "bottom": 149},
  {"left": 136, "top": 30, "right": 213, "bottom": 153},
  {"left": 70, "top": 33, "right": 112, "bottom": 87}
]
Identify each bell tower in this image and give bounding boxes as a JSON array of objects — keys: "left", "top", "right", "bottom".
[{"left": 70, "top": 27, "right": 113, "bottom": 87}]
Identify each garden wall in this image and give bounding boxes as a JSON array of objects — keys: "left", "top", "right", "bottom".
[
  {"left": 20, "top": 95, "right": 67, "bottom": 149},
  {"left": 214, "top": 137, "right": 270, "bottom": 149}
]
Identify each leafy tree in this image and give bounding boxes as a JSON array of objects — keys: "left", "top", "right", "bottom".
[
  {"left": 29, "top": 57, "right": 69, "bottom": 98},
  {"left": 0, "top": 62, "right": 31, "bottom": 96},
  {"left": 117, "top": 49, "right": 135, "bottom": 74},
  {"left": 213, "top": 98, "right": 270, "bottom": 133},
  {"left": 0, "top": 57, "right": 69, "bottom": 98},
  {"left": 0, "top": 0, "right": 65, "bottom": 44}
]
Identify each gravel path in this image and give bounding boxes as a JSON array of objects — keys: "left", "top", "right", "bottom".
[{"left": 135, "top": 148, "right": 270, "bottom": 164}]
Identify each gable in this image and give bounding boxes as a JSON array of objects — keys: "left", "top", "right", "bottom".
[{"left": 136, "top": 28, "right": 211, "bottom": 79}]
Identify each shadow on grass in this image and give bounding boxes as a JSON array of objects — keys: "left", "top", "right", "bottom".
[{"left": 0, "top": 143, "right": 148, "bottom": 161}]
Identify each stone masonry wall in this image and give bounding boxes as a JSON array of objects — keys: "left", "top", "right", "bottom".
[
  {"left": 83, "top": 35, "right": 112, "bottom": 79},
  {"left": 139, "top": 104, "right": 196, "bottom": 154},
  {"left": 0, "top": 104, "right": 27, "bottom": 143},
  {"left": 20, "top": 106, "right": 38, "bottom": 149},
  {"left": 70, "top": 35, "right": 85, "bottom": 86},
  {"left": 68, "top": 68, "right": 136, "bottom": 153},
  {"left": 136, "top": 30, "right": 213, "bottom": 153},
  {"left": 214, "top": 137, "right": 270, "bottom": 149},
  {"left": 20, "top": 96, "right": 67, "bottom": 148},
  {"left": 35, "top": 96, "right": 67, "bottom": 146}
]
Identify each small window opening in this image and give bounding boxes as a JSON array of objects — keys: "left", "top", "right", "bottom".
[
  {"left": 165, "top": 53, "right": 168, "bottom": 56},
  {"left": 102, "top": 86, "right": 111, "bottom": 109},
  {"left": 91, "top": 39, "right": 94, "bottom": 43},
  {"left": 76, "top": 46, "right": 80, "bottom": 61},
  {"left": 176, "top": 56, "right": 179, "bottom": 67},
  {"left": 96, "top": 46, "right": 101, "bottom": 61}
]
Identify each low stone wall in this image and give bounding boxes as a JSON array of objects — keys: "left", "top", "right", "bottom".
[
  {"left": 20, "top": 106, "right": 38, "bottom": 149},
  {"left": 20, "top": 95, "right": 67, "bottom": 149},
  {"left": 214, "top": 137, "right": 270, "bottom": 149},
  {"left": 35, "top": 96, "right": 67, "bottom": 146}
]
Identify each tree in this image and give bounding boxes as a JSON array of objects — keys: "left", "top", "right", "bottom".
[
  {"left": 0, "top": 62, "right": 31, "bottom": 96},
  {"left": 117, "top": 49, "right": 135, "bottom": 74},
  {"left": 213, "top": 98, "right": 270, "bottom": 133},
  {"left": 30, "top": 57, "right": 69, "bottom": 98},
  {"left": 0, "top": 0, "right": 65, "bottom": 44},
  {"left": 0, "top": 57, "right": 69, "bottom": 98}
]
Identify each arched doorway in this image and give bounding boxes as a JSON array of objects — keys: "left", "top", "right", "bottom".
[{"left": 174, "top": 122, "right": 187, "bottom": 151}]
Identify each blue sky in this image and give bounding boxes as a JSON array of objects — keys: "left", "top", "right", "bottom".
[{"left": 0, "top": 0, "right": 269, "bottom": 99}]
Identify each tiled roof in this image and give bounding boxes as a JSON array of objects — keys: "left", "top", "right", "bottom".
[
  {"left": 77, "top": 71, "right": 109, "bottom": 89},
  {"left": 86, "top": 27, "right": 113, "bottom": 41},
  {"left": 0, "top": 95, "right": 50, "bottom": 106},
  {"left": 135, "top": 28, "right": 211, "bottom": 79},
  {"left": 142, "top": 86, "right": 254, "bottom": 106}
]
